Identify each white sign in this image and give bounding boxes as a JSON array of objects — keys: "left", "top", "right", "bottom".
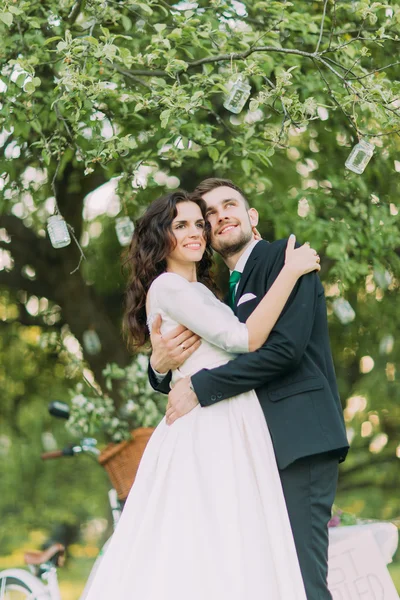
[{"left": 328, "top": 530, "right": 399, "bottom": 600}]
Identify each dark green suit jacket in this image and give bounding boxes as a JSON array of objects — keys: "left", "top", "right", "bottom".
[{"left": 148, "top": 239, "right": 349, "bottom": 469}]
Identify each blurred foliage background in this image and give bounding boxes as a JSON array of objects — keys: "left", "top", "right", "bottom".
[{"left": 0, "top": 0, "right": 399, "bottom": 595}]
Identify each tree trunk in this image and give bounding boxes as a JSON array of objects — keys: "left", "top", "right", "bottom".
[{"left": 1, "top": 163, "right": 132, "bottom": 406}]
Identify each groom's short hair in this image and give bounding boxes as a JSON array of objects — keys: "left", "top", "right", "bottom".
[{"left": 193, "top": 178, "right": 250, "bottom": 210}]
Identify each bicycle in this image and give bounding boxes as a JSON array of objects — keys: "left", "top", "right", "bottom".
[{"left": 0, "top": 401, "right": 122, "bottom": 600}]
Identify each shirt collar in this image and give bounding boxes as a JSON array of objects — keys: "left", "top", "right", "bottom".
[{"left": 230, "top": 239, "right": 260, "bottom": 275}]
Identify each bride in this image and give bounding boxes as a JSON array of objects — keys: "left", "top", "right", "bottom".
[{"left": 84, "top": 189, "right": 320, "bottom": 600}]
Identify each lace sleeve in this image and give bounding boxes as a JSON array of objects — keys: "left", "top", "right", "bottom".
[{"left": 150, "top": 273, "right": 249, "bottom": 353}]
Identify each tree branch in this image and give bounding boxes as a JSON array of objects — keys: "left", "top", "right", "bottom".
[
  {"left": 322, "top": 17, "right": 368, "bottom": 56},
  {"left": 313, "top": 59, "right": 359, "bottom": 135},
  {"left": 347, "top": 61, "right": 400, "bottom": 81},
  {"left": 67, "top": 0, "right": 85, "bottom": 25},
  {"left": 315, "top": 0, "right": 329, "bottom": 54},
  {"left": 321, "top": 55, "right": 361, "bottom": 81},
  {"left": 327, "top": 0, "right": 337, "bottom": 52},
  {"left": 112, "top": 65, "right": 153, "bottom": 90},
  {"left": 117, "top": 45, "right": 359, "bottom": 94},
  {"left": 188, "top": 46, "right": 318, "bottom": 68},
  {"left": 114, "top": 67, "right": 167, "bottom": 77}
]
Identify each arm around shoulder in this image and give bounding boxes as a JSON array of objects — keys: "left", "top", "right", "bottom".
[
  {"left": 153, "top": 272, "right": 249, "bottom": 354},
  {"left": 192, "top": 268, "right": 320, "bottom": 405}
]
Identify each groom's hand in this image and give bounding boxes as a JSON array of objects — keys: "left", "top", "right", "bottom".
[
  {"left": 166, "top": 377, "right": 199, "bottom": 425},
  {"left": 150, "top": 314, "right": 201, "bottom": 374}
]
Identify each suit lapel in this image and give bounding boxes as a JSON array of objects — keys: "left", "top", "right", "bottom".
[{"left": 233, "top": 240, "right": 269, "bottom": 311}]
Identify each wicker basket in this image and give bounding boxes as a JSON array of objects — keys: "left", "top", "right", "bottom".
[{"left": 98, "top": 427, "right": 155, "bottom": 501}]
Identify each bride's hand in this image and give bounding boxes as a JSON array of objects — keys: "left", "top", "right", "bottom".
[
  {"left": 284, "top": 234, "right": 321, "bottom": 277},
  {"left": 252, "top": 226, "right": 262, "bottom": 241}
]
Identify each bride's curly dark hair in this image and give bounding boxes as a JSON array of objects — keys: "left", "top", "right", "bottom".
[{"left": 123, "top": 190, "right": 218, "bottom": 351}]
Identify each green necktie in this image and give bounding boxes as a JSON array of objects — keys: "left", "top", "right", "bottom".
[{"left": 229, "top": 270, "right": 241, "bottom": 308}]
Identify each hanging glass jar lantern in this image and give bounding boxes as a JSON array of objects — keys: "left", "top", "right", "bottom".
[
  {"left": 115, "top": 216, "right": 134, "bottom": 246},
  {"left": 373, "top": 268, "right": 392, "bottom": 290},
  {"left": 82, "top": 329, "right": 102, "bottom": 355},
  {"left": 332, "top": 298, "right": 356, "bottom": 324},
  {"left": 223, "top": 77, "right": 251, "bottom": 114},
  {"left": 379, "top": 334, "right": 394, "bottom": 355},
  {"left": 47, "top": 214, "right": 71, "bottom": 249},
  {"left": 345, "top": 139, "right": 374, "bottom": 174}
]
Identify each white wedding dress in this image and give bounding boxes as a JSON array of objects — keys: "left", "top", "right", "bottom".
[{"left": 84, "top": 273, "right": 307, "bottom": 600}]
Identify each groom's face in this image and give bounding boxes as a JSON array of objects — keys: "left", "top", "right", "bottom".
[{"left": 201, "top": 186, "right": 259, "bottom": 257}]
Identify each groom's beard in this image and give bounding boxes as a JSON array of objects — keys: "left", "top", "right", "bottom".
[{"left": 212, "top": 228, "right": 253, "bottom": 259}]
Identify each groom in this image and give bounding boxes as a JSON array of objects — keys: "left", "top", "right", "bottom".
[{"left": 148, "top": 178, "right": 349, "bottom": 599}]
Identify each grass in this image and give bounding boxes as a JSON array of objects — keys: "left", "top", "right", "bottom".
[
  {"left": 1, "top": 548, "right": 399, "bottom": 600},
  {"left": 59, "top": 556, "right": 400, "bottom": 599},
  {"left": 388, "top": 560, "right": 400, "bottom": 592},
  {"left": 0, "top": 554, "right": 95, "bottom": 600},
  {"left": 57, "top": 556, "right": 97, "bottom": 600}
]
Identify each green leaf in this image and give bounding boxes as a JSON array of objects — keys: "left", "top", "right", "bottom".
[
  {"left": 154, "top": 23, "right": 167, "bottom": 33},
  {"left": 41, "top": 149, "right": 51, "bottom": 165},
  {"left": 85, "top": 36, "right": 99, "bottom": 45},
  {"left": 208, "top": 147, "right": 219, "bottom": 162},
  {"left": 56, "top": 41, "right": 68, "bottom": 52},
  {"left": 241, "top": 158, "right": 253, "bottom": 176},
  {"left": 326, "top": 243, "right": 344, "bottom": 259},
  {"left": 119, "top": 47, "right": 133, "bottom": 67},
  {"left": 104, "top": 44, "right": 118, "bottom": 59},
  {"left": 249, "top": 99, "right": 260, "bottom": 112},
  {"left": 24, "top": 81, "right": 36, "bottom": 94},
  {"left": 44, "top": 36, "right": 62, "bottom": 45},
  {"left": 136, "top": 2, "right": 153, "bottom": 15},
  {"left": 257, "top": 152, "right": 273, "bottom": 168},
  {"left": 192, "top": 91, "right": 203, "bottom": 100},
  {"left": 31, "top": 120, "right": 42, "bottom": 134},
  {"left": 8, "top": 5, "right": 23, "bottom": 14},
  {"left": 0, "top": 12, "right": 13, "bottom": 27},
  {"left": 160, "top": 109, "right": 171, "bottom": 122},
  {"left": 169, "top": 28, "right": 182, "bottom": 38},
  {"left": 244, "top": 126, "right": 255, "bottom": 141},
  {"left": 121, "top": 15, "right": 132, "bottom": 31},
  {"left": 15, "top": 73, "right": 26, "bottom": 88},
  {"left": 180, "top": 46, "right": 195, "bottom": 60}
]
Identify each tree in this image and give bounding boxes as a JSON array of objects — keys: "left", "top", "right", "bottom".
[
  {"left": 0, "top": 320, "right": 111, "bottom": 553},
  {"left": 1, "top": 0, "right": 400, "bottom": 538}
]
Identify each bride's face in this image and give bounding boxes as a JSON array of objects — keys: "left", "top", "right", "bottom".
[{"left": 167, "top": 201, "right": 207, "bottom": 267}]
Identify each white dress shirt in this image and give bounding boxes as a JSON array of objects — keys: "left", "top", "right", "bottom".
[{"left": 230, "top": 239, "right": 260, "bottom": 292}]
